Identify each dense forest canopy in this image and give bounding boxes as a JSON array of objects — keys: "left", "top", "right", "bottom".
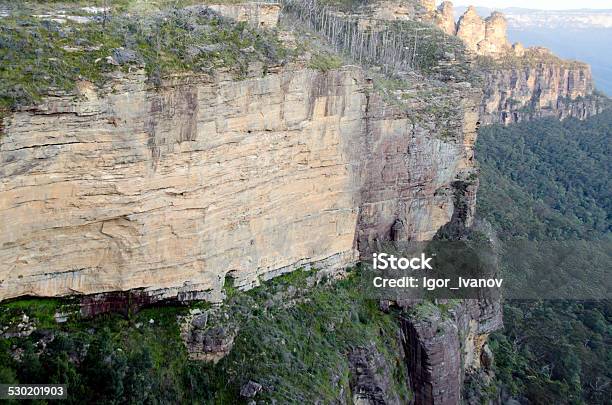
[
  {"left": 477, "top": 111, "right": 611, "bottom": 240},
  {"left": 476, "top": 110, "right": 612, "bottom": 404}
]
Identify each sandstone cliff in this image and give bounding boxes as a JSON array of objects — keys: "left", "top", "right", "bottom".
[
  {"left": 441, "top": 2, "right": 608, "bottom": 124},
  {"left": 399, "top": 299, "right": 502, "bottom": 405},
  {"left": 455, "top": 8, "right": 511, "bottom": 57},
  {"left": 0, "top": 62, "right": 479, "bottom": 303},
  {"left": 308, "top": 0, "right": 607, "bottom": 125},
  {"left": 1, "top": 66, "right": 356, "bottom": 302},
  {"left": 479, "top": 51, "right": 609, "bottom": 124},
  {"left": 1, "top": 2, "right": 607, "bottom": 402},
  {"left": 0, "top": 0, "right": 484, "bottom": 303}
]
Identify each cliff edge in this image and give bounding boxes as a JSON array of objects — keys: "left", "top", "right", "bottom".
[{"left": 342, "top": 0, "right": 609, "bottom": 124}]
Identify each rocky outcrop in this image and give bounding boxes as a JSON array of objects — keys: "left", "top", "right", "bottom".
[
  {"left": 0, "top": 3, "right": 507, "bottom": 403},
  {"left": 419, "top": 0, "right": 436, "bottom": 13},
  {"left": 424, "top": 2, "right": 523, "bottom": 59},
  {"left": 399, "top": 299, "right": 502, "bottom": 405},
  {"left": 456, "top": 7, "right": 511, "bottom": 57},
  {"left": 424, "top": 2, "right": 608, "bottom": 124},
  {"left": 205, "top": 2, "right": 280, "bottom": 28},
  {"left": 180, "top": 308, "right": 239, "bottom": 362},
  {"left": 480, "top": 55, "right": 609, "bottom": 124},
  {"left": 481, "top": 12, "right": 510, "bottom": 55},
  {"left": 434, "top": 1, "right": 456, "bottom": 36},
  {"left": 456, "top": 6, "right": 486, "bottom": 54},
  {"left": 348, "top": 344, "right": 403, "bottom": 405}
]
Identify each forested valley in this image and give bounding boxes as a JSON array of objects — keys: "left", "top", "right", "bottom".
[{"left": 476, "top": 110, "right": 612, "bottom": 404}]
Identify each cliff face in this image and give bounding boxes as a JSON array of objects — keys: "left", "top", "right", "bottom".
[
  {"left": 330, "top": 0, "right": 606, "bottom": 126},
  {"left": 206, "top": 3, "right": 280, "bottom": 28},
  {"left": 421, "top": 1, "right": 608, "bottom": 125},
  {"left": 0, "top": 67, "right": 357, "bottom": 301},
  {"left": 0, "top": 64, "right": 479, "bottom": 303},
  {"left": 1, "top": 1, "right": 606, "bottom": 401},
  {"left": 480, "top": 54, "right": 608, "bottom": 124},
  {"left": 400, "top": 299, "right": 502, "bottom": 405},
  {"left": 357, "top": 85, "right": 480, "bottom": 252}
]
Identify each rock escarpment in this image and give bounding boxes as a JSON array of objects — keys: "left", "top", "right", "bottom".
[
  {"left": 432, "top": 2, "right": 608, "bottom": 124},
  {"left": 479, "top": 51, "right": 608, "bottom": 124},
  {"left": 357, "top": 84, "right": 480, "bottom": 252},
  {"left": 0, "top": 67, "right": 356, "bottom": 301},
  {"left": 1, "top": 18, "right": 485, "bottom": 405},
  {"left": 311, "top": 0, "right": 607, "bottom": 125},
  {"left": 1, "top": 1, "right": 605, "bottom": 402},
  {"left": 0, "top": 61, "right": 479, "bottom": 303},
  {"left": 399, "top": 299, "right": 502, "bottom": 405}
]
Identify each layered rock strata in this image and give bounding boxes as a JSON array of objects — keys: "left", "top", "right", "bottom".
[
  {"left": 0, "top": 64, "right": 479, "bottom": 303},
  {"left": 480, "top": 55, "right": 608, "bottom": 124},
  {"left": 205, "top": 2, "right": 280, "bottom": 28},
  {"left": 0, "top": 67, "right": 357, "bottom": 301},
  {"left": 399, "top": 299, "right": 502, "bottom": 405},
  {"left": 347, "top": 1, "right": 607, "bottom": 124},
  {"left": 357, "top": 84, "right": 480, "bottom": 252}
]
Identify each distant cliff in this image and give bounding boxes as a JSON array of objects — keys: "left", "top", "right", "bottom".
[
  {"left": 479, "top": 49, "right": 608, "bottom": 125},
  {"left": 424, "top": 1, "right": 609, "bottom": 124},
  {"left": 326, "top": 0, "right": 608, "bottom": 125}
]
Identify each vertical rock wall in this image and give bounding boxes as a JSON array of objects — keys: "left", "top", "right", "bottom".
[
  {"left": 357, "top": 85, "right": 481, "bottom": 253},
  {"left": 399, "top": 299, "right": 503, "bottom": 405},
  {"left": 0, "top": 64, "right": 480, "bottom": 303},
  {"left": 480, "top": 59, "right": 608, "bottom": 124},
  {"left": 0, "top": 67, "right": 364, "bottom": 302}
]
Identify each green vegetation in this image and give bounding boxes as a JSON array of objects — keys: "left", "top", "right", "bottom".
[
  {"left": 490, "top": 301, "right": 611, "bottom": 404},
  {"left": 477, "top": 48, "right": 587, "bottom": 71},
  {"left": 0, "top": 268, "right": 411, "bottom": 403},
  {"left": 0, "top": 2, "right": 289, "bottom": 109},
  {"left": 476, "top": 110, "right": 612, "bottom": 404},
  {"left": 307, "top": 51, "right": 343, "bottom": 72},
  {"left": 477, "top": 111, "right": 611, "bottom": 239},
  {"left": 1, "top": 298, "right": 68, "bottom": 330}
]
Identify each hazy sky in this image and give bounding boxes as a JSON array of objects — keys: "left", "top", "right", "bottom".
[{"left": 453, "top": 0, "right": 612, "bottom": 9}]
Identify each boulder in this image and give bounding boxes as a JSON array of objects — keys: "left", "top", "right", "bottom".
[{"left": 240, "top": 380, "right": 262, "bottom": 398}]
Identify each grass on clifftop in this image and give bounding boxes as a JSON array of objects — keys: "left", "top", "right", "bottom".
[
  {"left": 476, "top": 48, "right": 587, "bottom": 71},
  {"left": 0, "top": 3, "right": 289, "bottom": 110}
]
